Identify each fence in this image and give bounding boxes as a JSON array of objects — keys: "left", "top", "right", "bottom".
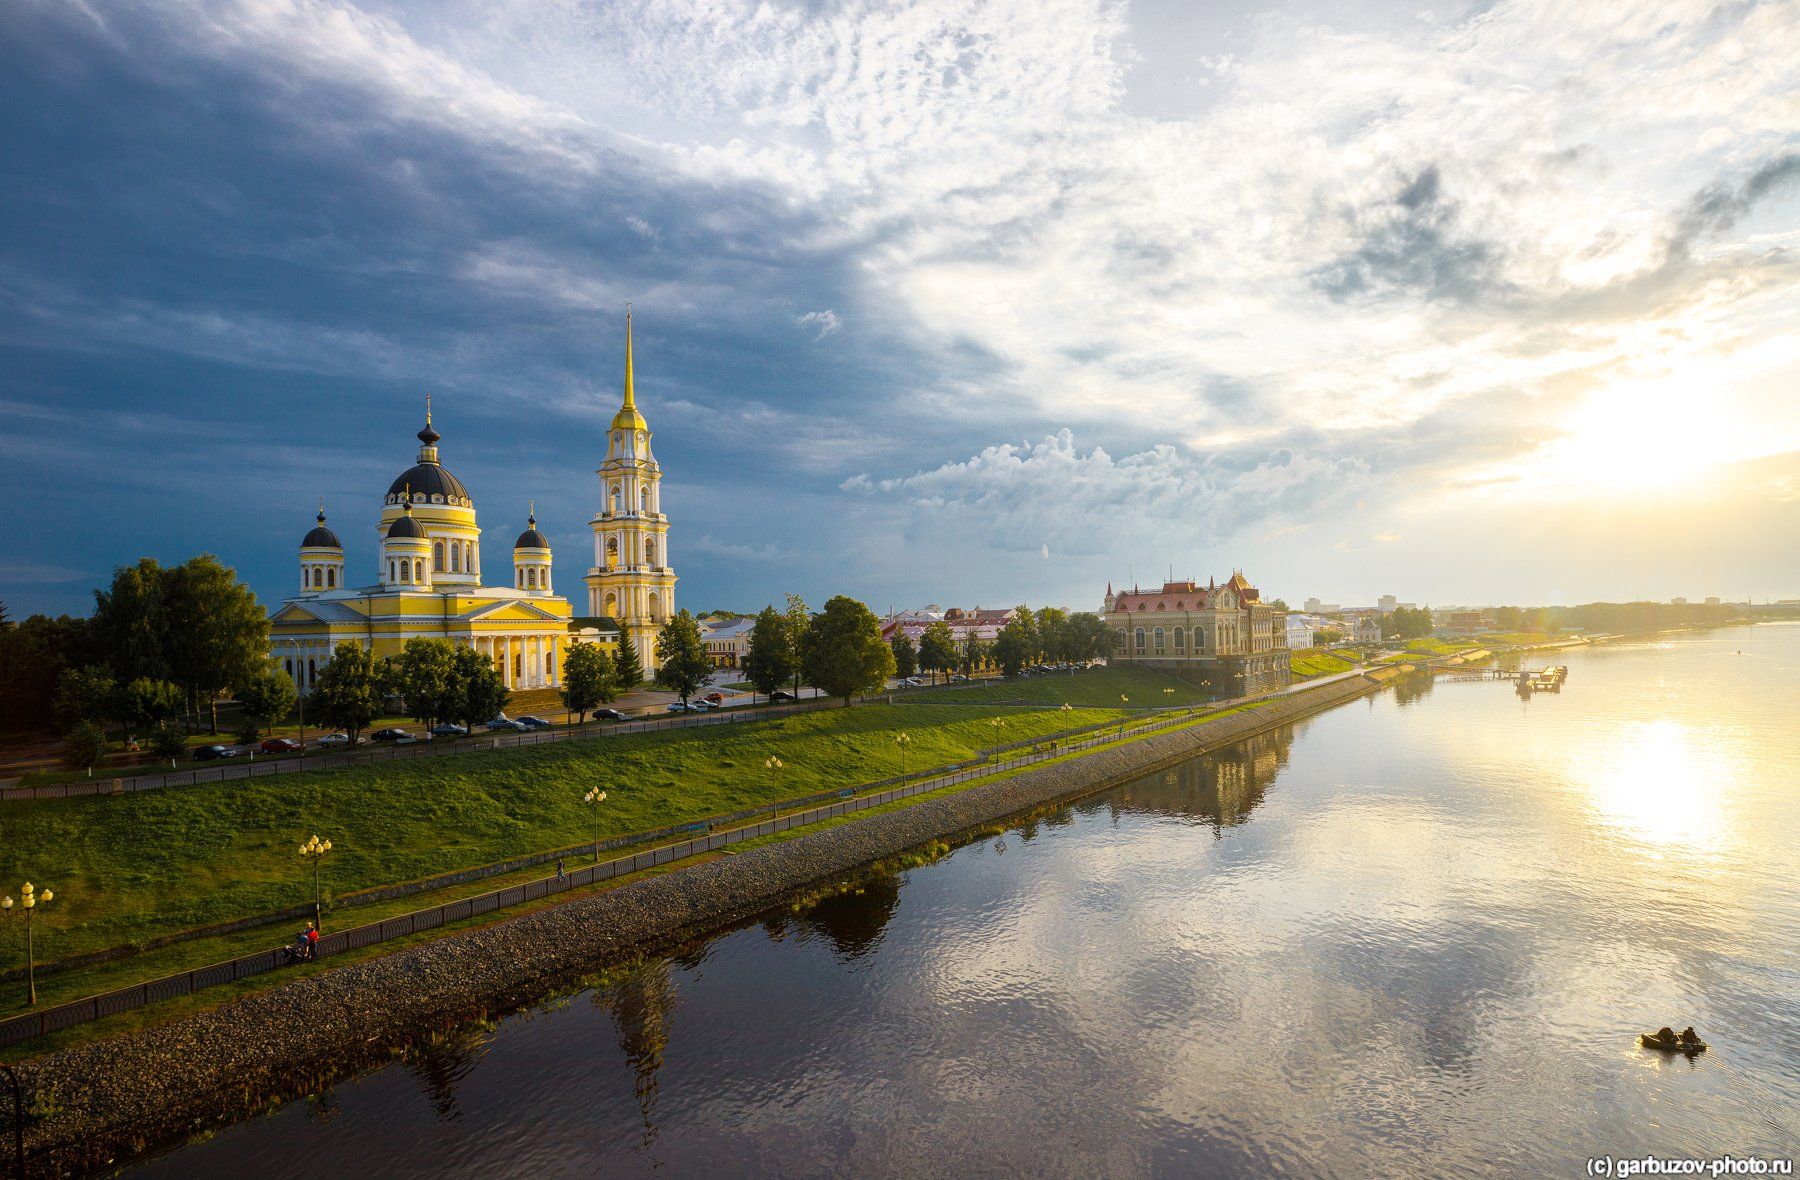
[
  {"left": 0, "top": 674, "right": 1377, "bottom": 1050},
  {"left": 0, "top": 692, "right": 866, "bottom": 803}
]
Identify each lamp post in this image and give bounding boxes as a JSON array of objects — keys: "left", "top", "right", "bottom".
[
  {"left": 3, "top": 882, "right": 54, "bottom": 1006},
  {"left": 583, "top": 788, "right": 608, "bottom": 862},
  {"left": 298, "top": 835, "right": 332, "bottom": 931},
  {"left": 894, "top": 731, "right": 911, "bottom": 775}
]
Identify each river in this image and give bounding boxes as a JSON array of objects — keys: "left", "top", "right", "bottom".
[{"left": 129, "top": 624, "right": 1800, "bottom": 1177}]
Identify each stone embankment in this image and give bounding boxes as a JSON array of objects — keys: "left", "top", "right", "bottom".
[{"left": 15, "top": 673, "right": 1379, "bottom": 1175}]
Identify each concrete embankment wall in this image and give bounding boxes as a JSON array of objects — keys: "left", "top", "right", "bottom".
[{"left": 17, "top": 673, "right": 1381, "bottom": 1174}]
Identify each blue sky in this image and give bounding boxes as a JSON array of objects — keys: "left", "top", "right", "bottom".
[{"left": 2, "top": 0, "right": 1797, "bottom": 620}]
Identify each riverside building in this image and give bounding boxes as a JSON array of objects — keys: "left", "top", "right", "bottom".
[{"left": 1103, "top": 571, "right": 1291, "bottom": 696}]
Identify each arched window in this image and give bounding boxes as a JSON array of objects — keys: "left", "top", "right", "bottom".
[
  {"left": 1173, "top": 626, "right": 1185, "bottom": 650},
  {"left": 389, "top": 559, "right": 398, "bottom": 583},
  {"left": 1153, "top": 626, "right": 1165, "bottom": 653},
  {"left": 647, "top": 592, "right": 661, "bottom": 622},
  {"left": 606, "top": 537, "right": 619, "bottom": 567},
  {"left": 604, "top": 592, "right": 618, "bottom": 616},
  {"left": 1134, "top": 627, "right": 1146, "bottom": 652},
  {"left": 639, "top": 487, "right": 648, "bottom": 512},
  {"left": 609, "top": 485, "right": 621, "bottom": 514},
  {"left": 284, "top": 658, "right": 293, "bottom": 677},
  {"left": 450, "top": 544, "right": 460, "bottom": 573},
  {"left": 434, "top": 541, "right": 444, "bottom": 573},
  {"left": 307, "top": 658, "right": 316, "bottom": 685},
  {"left": 327, "top": 567, "right": 336, "bottom": 589},
  {"left": 414, "top": 558, "right": 424, "bottom": 583},
  {"left": 646, "top": 539, "right": 656, "bottom": 565}
]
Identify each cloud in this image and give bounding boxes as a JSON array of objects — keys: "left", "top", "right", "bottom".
[
  {"left": 685, "top": 534, "right": 793, "bottom": 563},
  {"left": 795, "top": 310, "right": 841, "bottom": 339},
  {"left": 1311, "top": 166, "right": 1502, "bottom": 305}
]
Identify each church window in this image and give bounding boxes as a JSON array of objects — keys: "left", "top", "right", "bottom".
[
  {"left": 434, "top": 542, "right": 444, "bottom": 573},
  {"left": 307, "top": 658, "right": 316, "bottom": 685},
  {"left": 1153, "top": 627, "right": 1165, "bottom": 653},
  {"left": 413, "top": 558, "right": 423, "bottom": 583},
  {"left": 1134, "top": 627, "right": 1146, "bottom": 653},
  {"left": 284, "top": 658, "right": 293, "bottom": 677},
  {"left": 389, "top": 559, "right": 398, "bottom": 584},
  {"left": 1174, "top": 627, "right": 1185, "bottom": 650},
  {"left": 646, "top": 540, "right": 656, "bottom": 565},
  {"left": 639, "top": 487, "right": 648, "bottom": 512},
  {"left": 450, "top": 544, "right": 460, "bottom": 573},
  {"left": 327, "top": 568, "right": 336, "bottom": 589},
  {"left": 610, "top": 485, "right": 621, "bottom": 514}
]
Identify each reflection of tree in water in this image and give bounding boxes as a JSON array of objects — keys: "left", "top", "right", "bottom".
[
  {"left": 1112, "top": 725, "right": 1296, "bottom": 834},
  {"left": 598, "top": 960, "right": 678, "bottom": 1147},
  {"left": 1392, "top": 671, "right": 1436, "bottom": 708},
  {"left": 761, "top": 873, "right": 902, "bottom": 961},
  {"left": 402, "top": 1023, "right": 493, "bottom": 1122}
]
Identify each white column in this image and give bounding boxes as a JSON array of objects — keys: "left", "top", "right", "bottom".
[{"left": 550, "top": 637, "right": 560, "bottom": 686}]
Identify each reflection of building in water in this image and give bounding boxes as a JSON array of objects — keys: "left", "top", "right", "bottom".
[
  {"left": 599, "top": 960, "right": 678, "bottom": 1145},
  {"left": 403, "top": 1024, "right": 492, "bottom": 1122},
  {"left": 1113, "top": 725, "right": 1296, "bottom": 834},
  {"left": 762, "top": 874, "right": 902, "bottom": 961},
  {"left": 1392, "top": 670, "right": 1436, "bottom": 708}
]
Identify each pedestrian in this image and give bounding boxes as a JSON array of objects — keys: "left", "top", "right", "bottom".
[
  {"left": 556, "top": 858, "right": 566, "bottom": 882},
  {"left": 306, "top": 922, "right": 320, "bottom": 960}
]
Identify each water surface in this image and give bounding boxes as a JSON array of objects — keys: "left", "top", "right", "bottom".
[{"left": 131, "top": 625, "right": 1800, "bottom": 1177}]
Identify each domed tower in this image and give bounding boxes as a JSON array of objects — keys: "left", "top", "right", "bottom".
[
  {"left": 513, "top": 505, "right": 553, "bottom": 595},
  {"left": 382, "top": 495, "right": 433, "bottom": 590},
  {"left": 380, "top": 398, "right": 482, "bottom": 586},
  {"left": 300, "top": 503, "right": 344, "bottom": 594},
  {"left": 586, "top": 309, "right": 676, "bottom": 674}
]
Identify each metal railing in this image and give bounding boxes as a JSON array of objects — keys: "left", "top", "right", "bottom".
[{"left": 0, "top": 675, "right": 1377, "bottom": 1049}]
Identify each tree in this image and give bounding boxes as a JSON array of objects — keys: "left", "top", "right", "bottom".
[
  {"left": 163, "top": 555, "right": 270, "bottom": 733},
  {"left": 960, "top": 637, "right": 990, "bottom": 676},
  {"left": 613, "top": 630, "right": 644, "bottom": 692},
  {"left": 918, "top": 621, "right": 957, "bottom": 685},
  {"left": 236, "top": 665, "right": 297, "bottom": 736},
  {"left": 1382, "top": 606, "right": 1433, "bottom": 641},
  {"left": 149, "top": 723, "right": 186, "bottom": 760},
  {"left": 54, "top": 666, "right": 118, "bottom": 733},
  {"left": 1033, "top": 606, "right": 1069, "bottom": 662},
  {"left": 448, "top": 644, "right": 509, "bottom": 729},
  {"left": 1268, "top": 598, "right": 1290, "bottom": 612},
  {"left": 1065, "top": 612, "right": 1110, "bottom": 661},
  {"left": 1, "top": 614, "right": 91, "bottom": 734},
  {"left": 784, "top": 593, "right": 812, "bottom": 697},
  {"left": 802, "top": 596, "right": 895, "bottom": 705},
  {"left": 742, "top": 605, "right": 795, "bottom": 701},
  {"left": 890, "top": 631, "right": 918, "bottom": 679},
  {"left": 992, "top": 616, "right": 1035, "bottom": 678},
  {"left": 63, "top": 721, "right": 108, "bottom": 771},
  {"left": 1314, "top": 627, "right": 1345, "bottom": 646},
  {"left": 118, "top": 677, "right": 184, "bottom": 735},
  {"left": 391, "top": 638, "right": 458, "bottom": 731},
  {"left": 309, "top": 642, "right": 383, "bottom": 747},
  {"left": 91, "top": 558, "right": 170, "bottom": 685},
  {"left": 655, "top": 610, "right": 712, "bottom": 706},
  {"left": 560, "top": 642, "right": 615, "bottom": 723}
]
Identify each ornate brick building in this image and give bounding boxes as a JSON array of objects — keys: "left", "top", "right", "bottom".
[{"left": 1103, "top": 571, "right": 1290, "bottom": 697}]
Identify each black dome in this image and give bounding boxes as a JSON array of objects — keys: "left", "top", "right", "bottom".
[
  {"left": 515, "top": 527, "right": 550, "bottom": 549},
  {"left": 386, "top": 511, "right": 426, "bottom": 540},
  {"left": 302, "top": 524, "right": 342, "bottom": 548},
  {"left": 388, "top": 463, "right": 470, "bottom": 504}
]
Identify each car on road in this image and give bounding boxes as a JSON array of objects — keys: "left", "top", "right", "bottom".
[
  {"left": 260, "top": 737, "right": 302, "bottom": 754},
  {"left": 770, "top": 690, "right": 797, "bottom": 702},
  {"left": 370, "top": 727, "right": 411, "bottom": 742},
  {"left": 315, "top": 732, "right": 350, "bottom": 747},
  {"left": 702, "top": 692, "right": 726, "bottom": 705},
  {"left": 515, "top": 715, "right": 553, "bottom": 730},
  {"left": 593, "top": 709, "right": 626, "bottom": 722},
  {"left": 193, "top": 744, "right": 239, "bottom": 760},
  {"left": 429, "top": 723, "right": 469, "bottom": 737},
  {"left": 485, "top": 717, "right": 526, "bottom": 731}
]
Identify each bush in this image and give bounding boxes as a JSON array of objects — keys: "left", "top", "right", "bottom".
[
  {"left": 62, "top": 720, "right": 108, "bottom": 770},
  {"left": 235, "top": 719, "right": 261, "bottom": 746},
  {"left": 150, "top": 724, "right": 187, "bottom": 760}
]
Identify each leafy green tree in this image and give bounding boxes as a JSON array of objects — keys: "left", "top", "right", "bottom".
[
  {"left": 1033, "top": 606, "right": 1068, "bottom": 662},
  {"left": 993, "top": 616, "right": 1035, "bottom": 678},
  {"left": 1381, "top": 606, "right": 1433, "bottom": 641},
  {"left": 1009, "top": 605, "right": 1037, "bottom": 663},
  {"left": 742, "top": 605, "right": 795, "bottom": 701},
  {"left": 236, "top": 665, "right": 297, "bottom": 736},
  {"left": 163, "top": 555, "right": 271, "bottom": 733},
  {"left": 118, "top": 677, "right": 184, "bottom": 735},
  {"left": 560, "top": 642, "right": 615, "bottom": 723},
  {"left": 918, "top": 621, "right": 957, "bottom": 684},
  {"left": 62, "top": 721, "right": 108, "bottom": 771},
  {"left": 391, "top": 638, "right": 458, "bottom": 731},
  {"left": 91, "top": 558, "right": 170, "bottom": 685},
  {"left": 890, "top": 631, "right": 918, "bottom": 679},
  {"left": 55, "top": 665, "right": 118, "bottom": 733},
  {"left": 449, "top": 644, "right": 509, "bottom": 729},
  {"left": 1065, "top": 612, "right": 1110, "bottom": 661},
  {"left": 802, "top": 596, "right": 895, "bottom": 705},
  {"left": 960, "top": 637, "right": 990, "bottom": 676},
  {"left": 613, "top": 630, "right": 644, "bottom": 692},
  {"left": 655, "top": 610, "right": 713, "bottom": 706},
  {"left": 149, "top": 723, "right": 187, "bottom": 760},
  {"left": 1268, "top": 598, "right": 1290, "bottom": 612},
  {"left": 784, "top": 593, "right": 812, "bottom": 697},
  {"left": 310, "top": 642, "right": 383, "bottom": 747}
]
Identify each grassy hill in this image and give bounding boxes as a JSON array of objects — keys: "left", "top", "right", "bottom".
[
  {"left": 1289, "top": 649, "right": 1358, "bottom": 679},
  {"left": 903, "top": 664, "right": 1214, "bottom": 708},
  {"left": 2, "top": 701, "right": 1125, "bottom": 982}
]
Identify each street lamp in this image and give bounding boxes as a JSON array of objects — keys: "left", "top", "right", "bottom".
[
  {"left": 764, "top": 756, "right": 784, "bottom": 771},
  {"left": 2, "top": 882, "right": 54, "bottom": 1006},
  {"left": 583, "top": 788, "right": 608, "bottom": 863},
  {"left": 298, "top": 835, "right": 332, "bottom": 931},
  {"left": 894, "top": 731, "right": 912, "bottom": 775}
]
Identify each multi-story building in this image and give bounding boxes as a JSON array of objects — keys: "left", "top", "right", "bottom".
[
  {"left": 880, "top": 606, "right": 1016, "bottom": 658},
  {"left": 1353, "top": 615, "right": 1383, "bottom": 644},
  {"left": 1103, "top": 571, "right": 1290, "bottom": 696},
  {"left": 1378, "top": 594, "right": 1398, "bottom": 613},
  {"left": 701, "top": 617, "right": 756, "bottom": 669}
]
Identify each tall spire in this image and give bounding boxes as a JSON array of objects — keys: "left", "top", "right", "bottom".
[{"left": 623, "top": 304, "right": 636, "bottom": 412}]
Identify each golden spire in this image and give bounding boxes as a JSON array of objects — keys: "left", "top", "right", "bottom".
[{"left": 611, "top": 304, "right": 648, "bottom": 432}]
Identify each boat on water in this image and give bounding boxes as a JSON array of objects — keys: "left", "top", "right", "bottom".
[{"left": 1640, "top": 1028, "right": 1707, "bottom": 1054}]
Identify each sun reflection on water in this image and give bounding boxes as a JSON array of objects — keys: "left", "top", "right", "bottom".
[{"left": 1577, "top": 719, "right": 1733, "bottom": 852}]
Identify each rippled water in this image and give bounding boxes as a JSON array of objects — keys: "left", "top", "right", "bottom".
[{"left": 131, "top": 624, "right": 1800, "bottom": 1177}]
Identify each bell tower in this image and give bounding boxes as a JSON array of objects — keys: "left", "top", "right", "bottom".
[{"left": 585, "top": 309, "right": 676, "bottom": 674}]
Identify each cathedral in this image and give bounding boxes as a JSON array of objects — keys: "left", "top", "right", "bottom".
[{"left": 269, "top": 313, "right": 673, "bottom": 692}]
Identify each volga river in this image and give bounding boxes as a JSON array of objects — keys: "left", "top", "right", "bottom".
[{"left": 132, "top": 624, "right": 1800, "bottom": 1178}]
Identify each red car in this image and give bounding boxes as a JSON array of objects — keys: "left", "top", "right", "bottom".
[
  {"left": 260, "top": 737, "right": 303, "bottom": 753},
  {"left": 703, "top": 692, "right": 726, "bottom": 705}
]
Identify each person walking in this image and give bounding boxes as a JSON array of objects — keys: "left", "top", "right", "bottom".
[
  {"left": 306, "top": 922, "right": 320, "bottom": 960},
  {"left": 556, "top": 858, "right": 566, "bottom": 882}
]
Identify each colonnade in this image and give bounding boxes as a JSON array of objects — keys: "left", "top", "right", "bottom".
[{"left": 467, "top": 633, "right": 561, "bottom": 690}]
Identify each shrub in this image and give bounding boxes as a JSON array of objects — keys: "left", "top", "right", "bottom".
[
  {"left": 150, "top": 724, "right": 187, "bottom": 760},
  {"left": 62, "top": 720, "right": 108, "bottom": 770}
]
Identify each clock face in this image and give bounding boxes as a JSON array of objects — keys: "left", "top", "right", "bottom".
[{"left": 636, "top": 431, "right": 646, "bottom": 449}]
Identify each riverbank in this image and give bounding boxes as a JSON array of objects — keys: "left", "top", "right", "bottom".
[{"left": 12, "top": 673, "right": 1383, "bottom": 1174}]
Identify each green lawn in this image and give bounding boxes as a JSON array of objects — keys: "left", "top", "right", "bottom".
[
  {"left": 1289, "top": 649, "right": 1358, "bottom": 679},
  {"left": 1402, "top": 637, "right": 1480, "bottom": 656},
  {"left": 1478, "top": 631, "right": 1562, "bottom": 647},
  {"left": 903, "top": 665, "right": 1212, "bottom": 708},
  {"left": 1, "top": 700, "right": 1123, "bottom": 995}
]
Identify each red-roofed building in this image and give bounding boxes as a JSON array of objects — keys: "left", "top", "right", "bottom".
[{"left": 1102, "top": 571, "right": 1290, "bottom": 696}]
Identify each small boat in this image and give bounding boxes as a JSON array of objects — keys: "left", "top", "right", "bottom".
[{"left": 1640, "top": 1029, "right": 1707, "bottom": 1054}]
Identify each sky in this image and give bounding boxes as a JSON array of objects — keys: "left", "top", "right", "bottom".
[{"left": 1, "top": 0, "right": 1797, "bottom": 620}]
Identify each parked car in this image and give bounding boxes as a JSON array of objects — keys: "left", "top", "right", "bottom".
[
  {"left": 260, "top": 737, "right": 302, "bottom": 754},
  {"left": 770, "top": 690, "right": 797, "bottom": 702},
  {"left": 370, "top": 727, "right": 411, "bottom": 742},
  {"left": 515, "top": 715, "right": 552, "bottom": 730},
  {"left": 429, "top": 723, "right": 469, "bottom": 737},
  {"left": 593, "top": 709, "right": 626, "bottom": 722},
  {"left": 193, "top": 744, "right": 238, "bottom": 760},
  {"left": 702, "top": 692, "right": 726, "bottom": 705},
  {"left": 665, "top": 702, "right": 690, "bottom": 713},
  {"left": 485, "top": 718, "right": 525, "bottom": 731},
  {"left": 315, "top": 732, "right": 350, "bottom": 747}
]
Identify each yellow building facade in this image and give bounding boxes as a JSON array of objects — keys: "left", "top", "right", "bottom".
[
  {"left": 270, "top": 408, "right": 579, "bottom": 693},
  {"left": 585, "top": 310, "right": 676, "bottom": 675}
]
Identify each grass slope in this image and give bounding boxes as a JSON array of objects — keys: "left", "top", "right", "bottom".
[
  {"left": 2, "top": 701, "right": 1122, "bottom": 985},
  {"left": 1288, "top": 649, "right": 1357, "bottom": 679},
  {"left": 903, "top": 665, "right": 1212, "bottom": 708}
]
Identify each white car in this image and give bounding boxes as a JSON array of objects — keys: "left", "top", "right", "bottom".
[{"left": 314, "top": 732, "right": 350, "bottom": 747}]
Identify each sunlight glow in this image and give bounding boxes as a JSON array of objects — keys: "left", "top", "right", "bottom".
[
  {"left": 1540, "top": 379, "right": 1735, "bottom": 493},
  {"left": 1577, "top": 719, "right": 1730, "bottom": 850}
]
